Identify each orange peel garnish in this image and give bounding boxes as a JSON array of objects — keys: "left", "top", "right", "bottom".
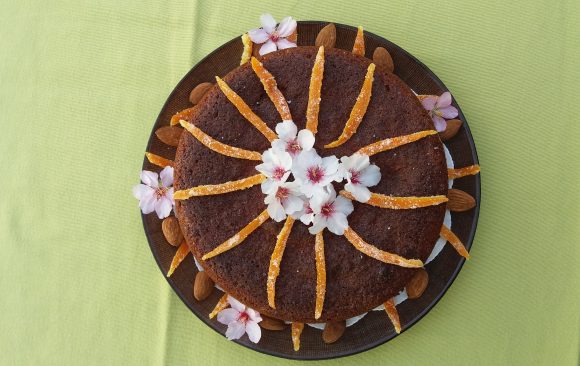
[
  {"left": 340, "top": 190, "right": 448, "bottom": 209},
  {"left": 325, "top": 63, "right": 375, "bottom": 148},
  {"left": 305, "top": 46, "right": 325, "bottom": 134},
  {"left": 440, "top": 224, "right": 470, "bottom": 259},
  {"left": 344, "top": 227, "right": 423, "bottom": 268},
  {"left": 215, "top": 76, "right": 277, "bottom": 142},
  {"left": 384, "top": 298, "right": 401, "bottom": 334},
  {"left": 179, "top": 120, "right": 261, "bottom": 161},
  {"left": 145, "top": 152, "right": 173, "bottom": 168},
  {"left": 166, "top": 241, "right": 190, "bottom": 277},
  {"left": 291, "top": 322, "right": 304, "bottom": 351},
  {"left": 250, "top": 57, "right": 292, "bottom": 121},
  {"left": 352, "top": 26, "right": 365, "bottom": 56},
  {"left": 209, "top": 293, "right": 229, "bottom": 319},
  {"left": 448, "top": 165, "right": 481, "bottom": 179},
  {"left": 170, "top": 107, "right": 196, "bottom": 126},
  {"left": 357, "top": 130, "right": 438, "bottom": 156},
  {"left": 202, "top": 209, "right": 270, "bottom": 260},
  {"left": 314, "top": 231, "right": 326, "bottom": 319},
  {"left": 174, "top": 174, "right": 265, "bottom": 200},
  {"left": 240, "top": 33, "right": 252, "bottom": 65},
  {"left": 267, "top": 217, "right": 295, "bottom": 309}
]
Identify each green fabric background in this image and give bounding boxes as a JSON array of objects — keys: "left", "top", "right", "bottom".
[{"left": 1, "top": 0, "right": 579, "bottom": 365}]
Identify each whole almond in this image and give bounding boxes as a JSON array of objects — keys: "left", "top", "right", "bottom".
[
  {"left": 447, "top": 189, "right": 476, "bottom": 212},
  {"left": 322, "top": 320, "right": 346, "bottom": 344},
  {"left": 259, "top": 315, "right": 286, "bottom": 331},
  {"left": 373, "top": 47, "right": 394, "bottom": 73},
  {"left": 315, "top": 23, "right": 336, "bottom": 49},
  {"left": 155, "top": 126, "right": 183, "bottom": 147},
  {"left": 439, "top": 119, "right": 462, "bottom": 141},
  {"left": 189, "top": 82, "right": 213, "bottom": 105},
  {"left": 287, "top": 30, "right": 298, "bottom": 43},
  {"left": 193, "top": 271, "right": 214, "bottom": 301},
  {"left": 161, "top": 216, "right": 184, "bottom": 246},
  {"left": 406, "top": 268, "right": 429, "bottom": 299}
]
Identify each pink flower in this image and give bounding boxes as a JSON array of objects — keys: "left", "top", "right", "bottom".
[
  {"left": 292, "top": 150, "right": 340, "bottom": 198},
  {"left": 271, "top": 120, "right": 315, "bottom": 158},
  {"left": 132, "top": 166, "right": 174, "bottom": 219},
  {"left": 309, "top": 185, "right": 354, "bottom": 235},
  {"left": 264, "top": 181, "right": 303, "bottom": 222},
  {"left": 291, "top": 197, "right": 315, "bottom": 225},
  {"left": 338, "top": 153, "right": 381, "bottom": 203},
  {"left": 255, "top": 148, "right": 293, "bottom": 195},
  {"left": 420, "top": 92, "right": 458, "bottom": 132},
  {"left": 248, "top": 14, "right": 297, "bottom": 56},
  {"left": 217, "top": 296, "right": 262, "bottom": 343}
]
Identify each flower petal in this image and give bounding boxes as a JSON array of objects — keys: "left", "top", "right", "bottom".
[
  {"left": 261, "top": 178, "right": 279, "bottom": 195},
  {"left": 225, "top": 321, "right": 246, "bottom": 340},
  {"left": 297, "top": 129, "right": 315, "bottom": 151},
  {"left": 300, "top": 212, "right": 314, "bottom": 225},
  {"left": 439, "top": 105, "right": 458, "bottom": 119},
  {"left": 267, "top": 199, "right": 287, "bottom": 222},
  {"left": 228, "top": 296, "right": 246, "bottom": 312},
  {"left": 140, "top": 170, "right": 158, "bottom": 188},
  {"left": 217, "top": 308, "right": 240, "bottom": 325},
  {"left": 246, "top": 308, "right": 261, "bottom": 322},
  {"left": 259, "top": 40, "right": 277, "bottom": 55},
  {"left": 334, "top": 196, "right": 354, "bottom": 216},
  {"left": 139, "top": 193, "right": 157, "bottom": 214},
  {"left": 275, "top": 120, "right": 297, "bottom": 141},
  {"left": 132, "top": 184, "right": 154, "bottom": 200},
  {"left": 275, "top": 38, "right": 297, "bottom": 50},
  {"left": 359, "top": 164, "right": 381, "bottom": 187},
  {"left": 308, "top": 217, "right": 327, "bottom": 235},
  {"left": 283, "top": 194, "right": 303, "bottom": 215},
  {"left": 345, "top": 182, "right": 371, "bottom": 202},
  {"left": 260, "top": 14, "right": 277, "bottom": 34},
  {"left": 248, "top": 28, "right": 269, "bottom": 44},
  {"left": 421, "top": 96, "right": 437, "bottom": 111},
  {"left": 246, "top": 321, "right": 262, "bottom": 343},
  {"left": 276, "top": 16, "right": 296, "bottom": 37},
  {"left": 159, "top": 166, "right": 174, "bottom": 187},
  {"left": 327, "top": 213, "right": 349, "bottom": 235},
  {"left": 433, "top": 115, "right": 447, "bottom": 132},
  {"left": 321, "top": 156, "right": 339, "bottom": 176},
  {"left": 436, "top": 92, "right": 452, "bottom": 108},
  {"left": 154, "top": 196, "right": 173, "bottom": 219}
]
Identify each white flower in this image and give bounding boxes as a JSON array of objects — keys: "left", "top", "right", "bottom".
[
  {"left": 292, "top": 150, "right": 340, "bottom": 198},
  {"left": 264, "top": 181, "right": 304, "bottom": 222},
  {"left": 248, "top": 14, "right": 297, "bottom": 56},
  {"left": 217, "top": 296, "right": 262, "bottom": 343},
  {"left": 290, "top": 197, "right": 315, "bottom": 225},
  {"left": 132, "top": 166, "right": 174, "bottom": 219},
  {"left": 271, "top": 120, "right": 315, "bottom": 158},
  {"left": 255, "top": 148, "right": 293, "bottom": 194},
  {"left": 338, "top": 153, "right": 381, "bottom": 202},
  {"left": 309, "top": 185, "right": 354, "bottom": 235}
]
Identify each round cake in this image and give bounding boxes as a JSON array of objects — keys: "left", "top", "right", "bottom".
[{"left": 174, "top": 46, "right": 447, "bottom": 323}]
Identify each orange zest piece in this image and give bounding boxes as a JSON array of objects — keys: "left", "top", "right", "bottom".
[
  {"left": 202, "top": 209, "right": 270, "bottom": 260},
  {"left": 340, "top": 190, "right": 448, "bottom": 209},
  {"left": 209, "top": 293, "right": 229, "bottom": 319},
  {"left": 314, "top": 231, "right": 326, "bottom": 319},
  {"left": 215, "top": 76, "right": 277, "bottom": 142},
  {"left": 448, "top": 165, "right": 481, "bottom": 179},
  {"left": 384, "top": 298, "right": 401, "bottom": 334},
  {"left": 291, "top": 322, "right": 304, "bottom": 351},
  {"left": 251, "top": 57, "right": 292, "bottom": 121},
  {"left": 174, "top": 174, "right": 265, "bottom": 200},
  {"left": 145, "top": 152, "right": 173, "bottom": 168},
  {"left": 440, "top": 224, "right": 470, "bottom": 259},
  {"left": 170, "top": 107, "right": 196, "bottom": 126},
  {"left": 166, "top": 241, "right": 190, "bottom": 277},
  {"left": 344, "top": 227, "right": 423, "bottom": 268},
  {"left": 325, "top": 63, "right": 375, "bottom": 148},
  {"left": 352, "top": 26, "right": 365, "bottom": 56},
  {"left": 240, "top": 33, "right": 252, "bottom": 65},
  {"left": 357, "top": 130, "right": 438, "bottom": 156},
  {"left": 305, "top": 46, "right": 325, "bottom": 134},
  {"left": 179, "top": 120, "right": 261, "bottom": 161},
  {"left": 267, "top": 217, "right": 295, "bottom": 309}
]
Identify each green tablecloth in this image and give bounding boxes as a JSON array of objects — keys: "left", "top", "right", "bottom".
[{"left": 1, "top": 1, "right": 579, "bottom": 365}]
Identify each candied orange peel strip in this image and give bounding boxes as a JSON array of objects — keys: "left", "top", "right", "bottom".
[
  {"left": 448, "top": 165, "right": 481, "bottom": 179},
  {"left": 170, "top": 107, "right": 196, "bottom": 126},
  {"left": 344, "top": 227, "right": 423, "bottom": 268},
  {"left": 325, "top": 63, "right": 375, "bottom": 148},
  {"left": 202, "top": 209, "right": 270, "bottom": 260},
  {"left": 314, "top": 231, "right": 326, "bottom": 320},
  {"left": 174, "top": 174, "right": 265, "bottom": 200},
  {"left": 215, "top": 76, "right": 277, "bottom": 142},
  {"left": 251, "top": 57, "right": 292, "bottom": 121},
  {"left": 267, "top": 217, "right": 295, "bottom": 309},
  {"left": 340, "top": 190, "right": 448, "bottom": 209},
  {"left": 179, "top": 120, "right": 261, "bottom": 161},
  {"left": 166, "top": 241, "right": 190, "bottom": 277},
  {"left": 291, "top": 322, "right": 304, "bottom": 351},
  {"left": 145, "top": 152, "right": 173, "bottom": 168},
  {"left": 384, "top": 298, "right": 401, "bottom": 334},
  {"left": 357, "top": 130, "right": 438, "bottom": 156},
  {"left": 352, "top": 26, "right": 365, "bottom": 56},
  {"left": 240, "top": 33, "right": 252, "bottom": 65},
  {"left": 305, "top": 46, "right": 325, "bottom": 134},
  {"left": 209, "top": 293, "right": 229, "bottom": 319},
  {"left": 440, "top": 224, "right": 470, "bottom": 259}
]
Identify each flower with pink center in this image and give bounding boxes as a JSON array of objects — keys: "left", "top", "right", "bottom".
[
  {"left": 264, "top": 181, "right": 303, "bottom": 222},
  {"left": 271, "top": 120, "right": 315, "bottom": 158},
  {"left": 291, "top": 150, "right": 340, "bottom": 198},
  {"left": 132, "top": 166, "right": 175, "bottom": 219},
  {"left": 217, "top": 296, "right": 262, "bottom": 343},
  {"left": 337, "top": 153, "right": 381, "bottom": 202},
  {"left": 291, "top": 197, "right": 315, "bottom": 225},
  {"left": 248, "top": 14, "right": 297, "bottom": 56},
  {"left": 255, "top": 148, "right": 293, "bottom": 194},
  {"left": 308, "top": 185, "right": 354, "bottom": 235},
  {"left": 420, "top": 91, "right": 458, "bottom": 132}
]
